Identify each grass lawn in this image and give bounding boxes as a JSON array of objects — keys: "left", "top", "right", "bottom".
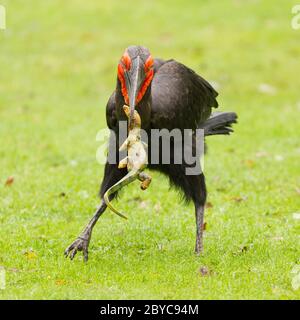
[{"left": 0, "top": 0, "right": 299, "bottom": 299}]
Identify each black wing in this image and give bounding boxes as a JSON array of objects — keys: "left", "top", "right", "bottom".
[{"left": 150, "top": 60, "right": 218, "bottom": 130}]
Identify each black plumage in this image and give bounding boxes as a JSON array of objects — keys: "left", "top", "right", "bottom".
[{"left": 65, "top": 46, "right": 237, "bottom": 261}]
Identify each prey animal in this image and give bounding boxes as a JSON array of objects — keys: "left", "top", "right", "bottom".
[{"left": 103, "top": 105, "right": 151, "bottom": 219}]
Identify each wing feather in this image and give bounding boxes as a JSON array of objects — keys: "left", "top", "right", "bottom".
[{"left": 151, "top": 60, "right": 218, "bottom": 130}]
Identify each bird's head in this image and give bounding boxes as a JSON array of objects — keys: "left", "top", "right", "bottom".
[{"left": 117, "top": 46, "right": 154, "bottom": 127}]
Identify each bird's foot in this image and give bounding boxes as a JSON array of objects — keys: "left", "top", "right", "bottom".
[{"left": 64, "top": 231, "right": 91, "bottom": 262}]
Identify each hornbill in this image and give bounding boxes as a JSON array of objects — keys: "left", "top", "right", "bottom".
[{"left": 65, "top": 45, "right": 237, "bottom": 261}]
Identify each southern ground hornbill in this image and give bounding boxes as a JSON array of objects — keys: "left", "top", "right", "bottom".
[{"left": 65, "top": 45, "right": 237, "bottom": 261}]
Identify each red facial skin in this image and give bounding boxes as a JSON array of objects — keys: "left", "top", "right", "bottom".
[{"left": 117, "top": 52, "right": 154, "bottom": 106}]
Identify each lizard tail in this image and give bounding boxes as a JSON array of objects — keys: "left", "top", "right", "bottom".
[{"left": 103, "top": 170, "right": 140, "bottom": 219}]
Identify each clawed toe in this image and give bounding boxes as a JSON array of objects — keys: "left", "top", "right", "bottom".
[{"left": 64, "top": 237, "right": 89, "bottom": 262}]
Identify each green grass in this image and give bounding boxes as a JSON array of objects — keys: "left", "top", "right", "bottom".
[{"left": 0, "top": 0, "right": 299, "bottom": 299}]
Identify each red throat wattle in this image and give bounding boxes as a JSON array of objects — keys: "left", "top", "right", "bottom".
[{"left": 117, "top": 54, "right": 154, "bottom": 106}]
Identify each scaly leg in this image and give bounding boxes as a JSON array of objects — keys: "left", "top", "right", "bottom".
[
  {"left": 195, "top": 203, "right": 205, "bottom": 255},
  {"left": 64, "top": 201, "right": 107, "bottom": 262},
  {"left": 65, "top": 157, "right": 127, "bottom": 262}
]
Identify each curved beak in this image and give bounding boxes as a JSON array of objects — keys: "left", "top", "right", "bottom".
[{"left": 124, "top": 56, "right": 145, "bottom": 127}]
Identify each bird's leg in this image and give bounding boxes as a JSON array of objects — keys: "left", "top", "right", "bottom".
[
  {"left": 138, "top": 172, "right": 152, "bottom": 190},
  {"left": 64, "top": 201, "right": 107, "bottom": 262},
  {"left": 195, "top": 203, "right": 205, "bottom": 255}
]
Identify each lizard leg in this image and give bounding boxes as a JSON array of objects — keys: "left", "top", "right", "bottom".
[
  {"left": 118, "top": 157, "right": 128, "bottom": 169},
  {"left": 123, "top": 105, "right": 130, "bottom": 117},
  {"left": 119, "top": 139, "right": 129, "bottom": 152},
  {"left": 138, "top": 172, "right": 152, "bottom": 190}
]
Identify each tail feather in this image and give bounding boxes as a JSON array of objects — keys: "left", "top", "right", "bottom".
[{"left": 201, "top": 112, "right": 238, "bottom": 136}]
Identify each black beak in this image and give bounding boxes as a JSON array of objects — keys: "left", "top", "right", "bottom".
[{"left": 124, "top": 56, "right": 145, "bottom": 127}]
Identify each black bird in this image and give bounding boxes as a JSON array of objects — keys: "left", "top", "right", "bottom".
[{"left": 65, "top": 46, "right": 237, "bottom": 261}]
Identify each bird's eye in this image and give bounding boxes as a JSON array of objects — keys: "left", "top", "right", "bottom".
[
  {"left": 121, "top": 51, "right": 131, "bottom": 71},
  {"left": 144, "top": 55, "right": 154, "bottom": 72}
]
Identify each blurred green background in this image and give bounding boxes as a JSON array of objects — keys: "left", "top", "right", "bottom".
[{"left": 0, "top": 0, "right": 299, "bottom": 299}]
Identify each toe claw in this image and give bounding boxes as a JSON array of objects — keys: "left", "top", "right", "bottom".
[
  {"left": 70, "top": 250, "right": 76, "bottom": 260},
  {"left": 64, "top": 246, "right": 72, "bottom": 258},
  {"left": 83, "top": 250, "right": 88, "bottom": 263},
  {"left": 65, "top": 236, "right": 90, "bottom": 262}
]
